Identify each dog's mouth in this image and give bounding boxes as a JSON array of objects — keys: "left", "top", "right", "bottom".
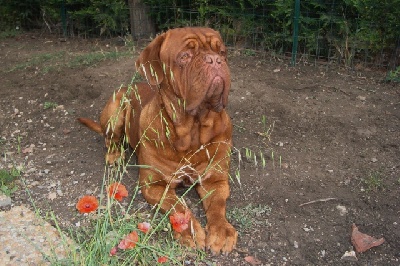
[
  {"left": 205, "top": 76, "right": 226, "bottom": 112},
  {"left": 185, "top": 75, "right": 229, "bottom": 116}
]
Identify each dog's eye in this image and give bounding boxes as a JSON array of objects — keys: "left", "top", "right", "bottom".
[
  {"left": 219, "top": 50, "right": 226, "bottom": 57},
  {"left": 178, "top": 52, "right": 192, "bottom": 64}
]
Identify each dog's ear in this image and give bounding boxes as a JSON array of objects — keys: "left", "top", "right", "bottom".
[{"left": 135, "top": 33, "right": 165, "bottom": 86}]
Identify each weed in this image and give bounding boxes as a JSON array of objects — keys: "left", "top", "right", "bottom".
[
  {"left": 0, "top": 168, "right": 20, "bottom": 196},
  {"left": 43, "top": 101, "right": 58, "bottom": 110},
  {"left": 227, "top": 203, "right": 272, "bottom": 232},
  {"left": 386, "top": 66, "right": 400, "bottom": 83},
  {"left": 363, "top": 171, "right": 384, "bottom": 192},
  {"left": 258, "top": 115, "right": 275, "bottom": 144},
  {"left": 7, "top": 51, "right": 66, "bottom": 72},
  {"left": 243, "top": 49, "right": 256, "bottom": 56},
  {"left": 68, "top": 50, "right": 130, "bottom": 68},
  {"left": 7, "top": 48, "right": 132, "bottom": 74},
  {"left": 0, "top": 29, "right": 21, "bottom": 39}
]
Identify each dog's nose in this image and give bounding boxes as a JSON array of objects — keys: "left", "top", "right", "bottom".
[{"left": 205, "top": 54, "right": 222, "bottom": 66}]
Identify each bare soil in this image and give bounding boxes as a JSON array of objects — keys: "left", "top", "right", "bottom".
[{"left": 1, "top": 32, "right": 399, "bottom": 265}]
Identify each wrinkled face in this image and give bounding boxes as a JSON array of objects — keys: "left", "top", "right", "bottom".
[{"left": 160, "top": 28, "right": 231, "bottom": 115}]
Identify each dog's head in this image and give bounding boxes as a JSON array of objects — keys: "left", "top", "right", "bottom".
[{"left": 136, "top": 27, "right": 231, "bottom": 115}]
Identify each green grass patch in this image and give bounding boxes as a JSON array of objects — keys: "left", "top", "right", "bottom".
[
  {"left": 68, "top": 50, "right": 131, "bottom": 68},
  {"left": 0, "top": 167, "right": 20, "bottom": 196},
  {"left": 43, "top": 101, "right": 58, "bottom": 110},
  {"left": 7, "top": 51, "right": 66, "bottom": 72},
  {"left": 35, "top": 164, "right": 211, "bottom": 265},
  {"left": 227, "top": 203, "right": 272, "bottom": 233},
  {"left": 0, "top": 29, "right": 21, "bottom": 39},
  {"left": 363, "top": 170, "right": 384, "bottom": 192},
  {"left": 7, "top": 49, "right": 132, "bottom": 73},
  {"left": 386, "top": 66, "right": 400, "bottom": 83}
]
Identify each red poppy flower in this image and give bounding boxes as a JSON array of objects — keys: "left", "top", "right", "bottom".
[
  {"left": 108, "top": 182, "right": 128, "bottom": 202},
  {"left": 118, "top": 231, "right": 139, "bottom": 250},
  {"left": 169, "top": 211, "right": 190, "bottom": 233},
  {"left": 138, "top": 222, "right": 151, "bottom": 233},
  {"left": 76, "top": 195, "right": 99, "bottom": 213},
  {"left": 157, "top": 256, "right": 168, "bottom": 263},
  {"left": 109, "top": 246, "right": 117, "bottom": 256}
]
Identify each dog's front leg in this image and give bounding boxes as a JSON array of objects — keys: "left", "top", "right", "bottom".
[
  {"left": 140, "top": 172, "right": 206, "bottom": 249},
  {"left": 196, "top": 178, "right": 238, "bottom": 255}
]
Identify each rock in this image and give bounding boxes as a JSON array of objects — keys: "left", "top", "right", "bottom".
[
  {"left": 336, "top": 205, "right": 348, "bottom": 216},
  {"left": 0, "top": 193, "right": 12, "bottom": 207},
  {"left": 356, "top": 95, "right": 366, "bottom": 101},
  {"left": 276, "top": 141, "right": 284, "bottom": 147},
  {"left": 351, "top": 223, "right": 385, "bottom": 253},
  {"left": 341, "top": 250, "right": 358, "bottom": 261}
]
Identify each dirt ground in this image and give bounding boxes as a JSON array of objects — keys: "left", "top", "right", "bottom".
[{"left": 1, "top": 32, "right": 399, "bottom": 265}]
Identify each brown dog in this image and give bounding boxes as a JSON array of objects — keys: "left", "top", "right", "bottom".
[{"left": 78, "top": 27, "right": 237, "bottom": 254}]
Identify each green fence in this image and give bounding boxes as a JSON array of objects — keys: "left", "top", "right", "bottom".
[
  {"left": 1, "top": 0, "right": 399, "bottom": 71},
  {"left": 139, "top": 0, "right": 399, "bottom": 70}
]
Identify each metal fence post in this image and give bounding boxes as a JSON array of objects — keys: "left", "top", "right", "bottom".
[{"left": 291, "top": 0, "right": 300, "bottom": 66}]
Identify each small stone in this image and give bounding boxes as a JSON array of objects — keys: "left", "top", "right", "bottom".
[
  {"left": 357, "top": 95, "right": 366, "bottom": 101},
  {"left": 328, "top": 169, "right": 334, "bottom": 173},
  {"left": 44, "top": 169, "right": 50, "bottom": 174},
  {"left": 55, "top": 105, "right": 65, "bottom": 111},
  {"left": 293, "top": 241, "right": 299, "bottom": 248},
  {"left": 341, "top": 250, "right": 357, "bottom": 261},
  {"left": 25, "top": 167, "right": 36, "bottom": 174},
  {"left": 30, "top": 181, "right": 40, "bottom": 187},
  {"left": 371, "top": 158, "right": 378, "bottom": 163},
  {"left": 336, "top": 205, "right": 348, "bottom": 216},
  {"left": 0, "top": 193, "right": 12, "bottom": 207},
  {"left": 303, "top": 226, "right": 313, "bottom": 232}
]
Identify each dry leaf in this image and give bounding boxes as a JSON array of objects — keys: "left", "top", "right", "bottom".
[{"left": 244, "top": 255, "right": 262, "bottom": 265}]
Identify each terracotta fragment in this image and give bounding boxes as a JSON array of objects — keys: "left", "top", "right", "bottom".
[{"left": 351, "top": 223, "right": 385, "bottom": 253}]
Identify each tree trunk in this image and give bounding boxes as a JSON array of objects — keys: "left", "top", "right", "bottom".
[{"left": 128, "top": 0, "right": 155, "bottom": 40}]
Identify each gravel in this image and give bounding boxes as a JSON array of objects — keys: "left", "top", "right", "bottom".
[{"left": 0, "top": 205, "right": 75, "bottom": 265}]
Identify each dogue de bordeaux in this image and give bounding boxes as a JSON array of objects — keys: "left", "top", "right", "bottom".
[{"left": 78, "top": 27, "right": 237, "bottom": 254}]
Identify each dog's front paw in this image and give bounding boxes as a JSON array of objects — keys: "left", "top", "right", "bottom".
[
  {"left": 105, "top": 151, "right": 125, "bottom": 165},
  {"left": 173, "top": 217, "right": 205, "bottom": 250},
  {"left": 206, "top": 220, "right": 237, "bottom": 255}
]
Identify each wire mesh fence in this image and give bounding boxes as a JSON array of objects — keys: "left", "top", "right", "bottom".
[
  {"left": 135, "top": 0, "right": 399, "bottom": 71},
  {"left": 1, "top": 0, "right": 399, "bottom": 72}
]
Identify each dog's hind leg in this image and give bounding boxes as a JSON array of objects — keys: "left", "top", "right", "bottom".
[{"left": 100, "top": 89, "right": 129, "bottom": 164}]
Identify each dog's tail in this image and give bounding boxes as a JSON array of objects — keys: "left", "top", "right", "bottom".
[{"left": 77, "top": 117, "right": 103, "bottom": 134}]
